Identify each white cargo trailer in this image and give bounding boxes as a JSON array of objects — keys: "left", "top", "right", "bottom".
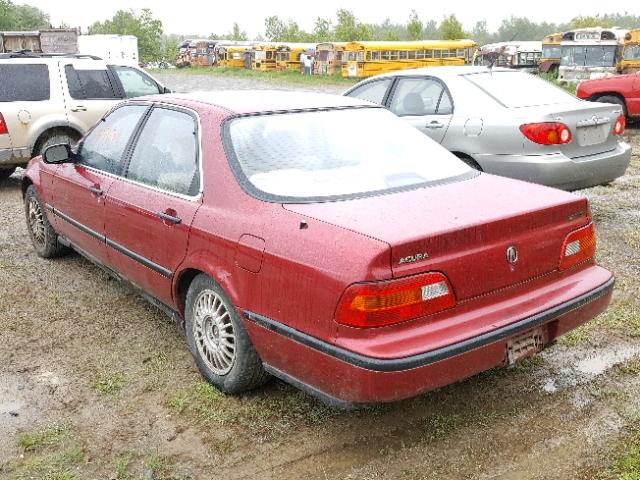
[{"left": 78, "top": 34, "right": 139, "bottom": 66}]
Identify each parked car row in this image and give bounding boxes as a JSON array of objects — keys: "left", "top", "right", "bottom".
[{"left": 17, "top": 63, "right": 622, "bottom": 405}]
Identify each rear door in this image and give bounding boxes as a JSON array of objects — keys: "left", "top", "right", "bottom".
[
  {"left": 387, "top": 77, "right": 453, "bottom": 143},
  {"left": 61, "top": 60, "right": 123, "bottom": 132},
  {"left": 50, "top": 104, "right": 148, "bottom": 263},
  {"left": 104, "top": 105, "right": 202, "bottom": 306}
]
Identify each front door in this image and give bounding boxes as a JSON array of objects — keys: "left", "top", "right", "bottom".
[
  {"left": 104, "top": 106, "right": 202, "bottom": 306},
  {"left": 50, "top": 104, "right": 148, "bottom": 263},
  {"left": 388, "top": 77, "right": 453, "bottom": 144}
]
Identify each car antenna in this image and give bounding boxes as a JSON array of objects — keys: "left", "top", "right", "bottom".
[{"left": 488, "top": 32, "right": 517, "bottom": 74}]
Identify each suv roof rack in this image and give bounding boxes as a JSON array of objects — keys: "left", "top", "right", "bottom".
[{"left": 0, "top": 50, "right": 103, "bottom": 60}]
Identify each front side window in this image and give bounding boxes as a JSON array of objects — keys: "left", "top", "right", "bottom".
[
  {"left": 225, "top": 108, "right": 470, "bottom": 202},
  {"left": 79, "top": 105, "right": 147, "bottom": 174},
  {"left": 542, "top": 45, "right": 562, "bottom": 59},
  {"left": 126, "top": 108, "right": 199, "bottom": 196},
  {"left": 112, "top": 66, "right": 161, "bottom": 98},
  {"left": 0, "top": 64, "right": 50, "bottom": 102},
  {"left": 389, "top": 78, "right": 451, "bottom": 116},
  {"left": 346, "top": 78, "right": 393, "bottom": 105},
  {"left": 65, "top": 65, "right": 119, "bottom": 100},
  {"left": 623, "top": 45, "right": 640, "bottom": 60}
]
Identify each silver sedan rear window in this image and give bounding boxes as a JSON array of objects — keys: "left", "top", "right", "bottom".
[{"left": 225, "top": 108, "right": 472, "bottom": 202}]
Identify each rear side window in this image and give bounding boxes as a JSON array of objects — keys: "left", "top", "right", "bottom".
[
  {"left": 0, "top": 64, "right": 50, "bottom": 101},
  {"left": 125, "top": 108, "right": 199, "bottom": 196},
  {"left": 65, "top": 65, "right": 119, "bottom": 100},
  {"left": 389, "top": 78, "right": 452, "bottom": 116},
  {"left": 346, "top": 79, "right": 393, "bottom": 105},
  {"left": 79, "top": 105, "right": 147, "bottom": 174}
]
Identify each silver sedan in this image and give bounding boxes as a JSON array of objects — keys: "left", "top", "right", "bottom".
[{"left": 344, "top": 66, "right": 632, "bottom": 190}]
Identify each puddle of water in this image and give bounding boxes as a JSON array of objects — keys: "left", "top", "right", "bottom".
[{"left": 540, "top": 343, "right": 640, "bottom": 394}]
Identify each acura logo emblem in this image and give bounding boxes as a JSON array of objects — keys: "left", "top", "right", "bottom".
[{"left": 506, "top": 246, "right": 518, "bottom": 264}]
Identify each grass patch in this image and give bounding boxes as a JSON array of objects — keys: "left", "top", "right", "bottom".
[
  {"left": 18, "top": 424, "right": 72, "bottom": 451},
  {"left": 149, "top": 66, "right": 359, "bottom": 87},
  {"left": 598, "top": 421, "right": 640, "bottom": 479},
  {"left": 4, "top": 447, "right": 84, "bottom": 480},
  {"left": 88, "top": 371, "right": 125, "bottom": 395},
  {"left": 166, "top": 379, "right": 339, "bottom": 440},
  {"left": 539, "top": 72, "right": 577, "bottom": 95},
  {"left": 114, "top": 452, "right": 135, "bottom": 480}
]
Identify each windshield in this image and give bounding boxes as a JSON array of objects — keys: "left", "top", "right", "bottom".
[
  {"left": 542, "top": 45, "right": 561, "bottom": 59},
  {"left": 463, "top": 71, "right": 576, "bottom": 108},
  {"left": 561, "top": 45, "right": 617, "bottom": 67},
  {"left": 224, "top": 108, "right": 471, "bottom": 202},
  {"left": 623, "top": 45, "right": 640, "bottom": 60}
]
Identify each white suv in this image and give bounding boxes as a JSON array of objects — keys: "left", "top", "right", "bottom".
[{"left": 0, "top": 53, "right": 170, "bottom": 180}]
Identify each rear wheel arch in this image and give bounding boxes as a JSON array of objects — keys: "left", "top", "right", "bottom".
[
  {"left": 591, "top": 93, "right": 628, "bottom": 117},
  {"left": 31, "top": 127, "right": 82, "bottom": 158},
  {"left": 21, "top": 176, "right": 34, "bottom": 198},
  {"left": 174, "top": 265, "right": 240, "bottom": 319},
  {"left": 452, "top": 151, "right": 483, "bottom": 171}
]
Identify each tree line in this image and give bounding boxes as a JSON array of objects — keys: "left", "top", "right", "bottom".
[{"left": 2, "top": 1, "right": 640, "bottom": 63}]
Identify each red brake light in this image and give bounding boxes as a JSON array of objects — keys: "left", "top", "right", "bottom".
[
  {"left": 559, "top": 223, "right": 596, "bottom": 271},
  {"left": 613, "top": 114, "right": 625, "bottom": 136},
  {"left": 0, "top": 113, "right": 7, "bottom": 135},
  {"left": 335, "top": 272, "right": 455, "bottom": 328},
  {"left": 520, "top": 122, "right": 572, "bottom": 145}
]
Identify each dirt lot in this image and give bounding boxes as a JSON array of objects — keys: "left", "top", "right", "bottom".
[{"left": 1, "top": 73, "right": 640, "bottom": 480}]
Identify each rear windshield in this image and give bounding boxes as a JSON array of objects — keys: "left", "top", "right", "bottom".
[
  {"left": 224, "top": 108, "right": 472, "bottom": 202},
  {"left": 463, "top": 71, "right": 577, "bottom": 108},
  {"left": 0, "top": 64, "right": 50, "bottom": 102}
]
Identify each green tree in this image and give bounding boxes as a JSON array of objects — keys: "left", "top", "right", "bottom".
[
  {"left": 334, "top": 9, "right": 371, "bottom": 41},
  {"left": 495, "top": 16, "right": 560, "bottom": 42},
  {"left": 470, "top": 20, "right": 494, "bottom": 45},
  {"left": 407, "top": 10, "right": 423, "bottom": 41},
  {"left": 569, "top": 15, "right": 614, "bottom": 29},
  {"left": 312, "top": 17, "right": 332, "bottom": 42},
  {"left": 439, "top": 14, "right": 465, "bottom": 40},
  {"left": 90, "top": 8, "right": 164, "bottom": 63},
  {"left": 264, "top": 15, "right": 285, "bottom": 41},
  {"left": 0, "top": 0, "right": 49, "bottom": 30},
  {"left": 422, "top": 19, "right": 439, "bottom": 39},
  {"left": 229, "top": 22, "right": 248, "bottom": 41}
]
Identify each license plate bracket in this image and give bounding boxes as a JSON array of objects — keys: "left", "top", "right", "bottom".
[{"left": 507, "top": 328, "right": 544, "bottom": 365}]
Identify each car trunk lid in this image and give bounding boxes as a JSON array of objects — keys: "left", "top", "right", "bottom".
[
  {"left": 284, "top": 174, "right": 590, "bottom": 301},
  {"left": 518, "top": 101, "right": 623, "bottom": 158}
]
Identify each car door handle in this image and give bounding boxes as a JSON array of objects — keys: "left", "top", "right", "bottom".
[
  {"left": 158, "top": 212, "right": 182, "bottom": 224},
  {"left": 71, "top": 105, "right": 87, "bottom": 112},
  {"left": 425, "top": 121, "right": 444, "bottom": 129},
  {"left": 88, "top": 186, "right": 103, "bottom": 196}
]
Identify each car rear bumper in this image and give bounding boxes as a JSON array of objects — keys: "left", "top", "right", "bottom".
[
  {"left": 243, "top": 266, "right": 614, "bottom": 406},
  {"left": 0, "top": 146, "right": 30, "bottom": 167},
  {"left": 474, "top": 141, "right": 632, "bottom": 190}
]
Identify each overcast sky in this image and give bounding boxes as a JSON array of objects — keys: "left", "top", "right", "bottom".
[{"left": 21, "top": 0, "right": 640, "bottom": 37}]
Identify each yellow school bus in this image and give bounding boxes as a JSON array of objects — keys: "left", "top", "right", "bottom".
[
  {"left": 621, "top": 29, "right": 640, "bottom": 73},
  {"left": 314, "top": 42, "right": 348, "bottom": 75},
  {"left": 275, "top": 43, "right": 316, "bottom": 71},
  {"left": 341, "top": 40, "right": 476, "bottom": 78},
  {"left": 539, "top": 33, "right": 563, "bottom": 73},
  {"left": 216, "top": 44, "right": 251, "bottom": 68}
]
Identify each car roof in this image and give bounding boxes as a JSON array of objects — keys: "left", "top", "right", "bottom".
[
  {"left": 369, "top": 65, "right": 514, "bottom": 79},
  {"left": 151, "top": 90, "right": 374, "bottom": 115}
]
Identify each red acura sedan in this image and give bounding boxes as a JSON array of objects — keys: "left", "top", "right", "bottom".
[{"left": 22, "top": 91, "right": 614, "bottom": 406}]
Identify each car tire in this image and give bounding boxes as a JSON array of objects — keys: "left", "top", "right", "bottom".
[
  {"left": 35, "top": 131, "right": 78, "bottom": 157},
  {"left": 24, "top": 184, "right": 67, "bottom": 258},
  {"left": 185, "top": 274, "right": 270, "bottom": 394},
  {"left": 0, "top": 167, "right": 16, "bottom": 181},
  {"left": 595, "top": 95, "right": 627, "bottom": 118}
]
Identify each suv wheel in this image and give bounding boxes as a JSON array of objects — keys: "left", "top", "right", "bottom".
[
  {"left": 36, "top": 131, "right": 78, "bottom": 157},
  {"left": 595, "top": 95, "right": 627, "bottom": 118},
  {"left": 24, "top": 185, "right": 67, "bottom": 258},
  {"left": 0, "top": 167, "right": 16, "bottom": 181},
  {"left": 185, "top": 274, "right": 270, "bottom": 394}
]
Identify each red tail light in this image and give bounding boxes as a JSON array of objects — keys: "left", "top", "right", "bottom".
[
  {"left": 559, "top": 223, "right": 596, "bottom": 271},
  {"left": 335, "top": 272, "right": 455, "bottom": 328},
  {"left": 0, "top": 113, "right": 7, "bottom": 135},
  {"left": 613, "top": 115, "right": 625, "bottom": 136},
  {"left": 520, "top": 122, "right": 572, "bottom": 145}
]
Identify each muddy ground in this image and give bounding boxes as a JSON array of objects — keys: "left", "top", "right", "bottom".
[{"left": 1, "top": 73, "right": 639, "bottom": 480}]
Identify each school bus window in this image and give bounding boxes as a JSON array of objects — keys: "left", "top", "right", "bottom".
[
  {"left": 390, "top": 51, "right": 399, "bottom": 60},
  {"left": 358, "top": 52, "right": 364, "bottom": 62},
  {"left": 425, "top": 50, "right": 433, "bottom": 59},
  {"left": 434, "top": 50, "right": 441, "bottom": 58},
  {"left": 366, "top": 52, "right": 371, "bottom": 61},
  {"left": 400, "top": 51, "right": 408, "bottom": 60},
  {"left": 623, "top": 45, "right": 640, "bottom": 60},
  {"left": 457, "top": 49, "right": 465, "bottom": 57},
  {"left": 408, "top": 51, "right": 416, "bottom": 60},
  {"left": 372, "top": 51, "right": 380, "bottom": 60}
]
